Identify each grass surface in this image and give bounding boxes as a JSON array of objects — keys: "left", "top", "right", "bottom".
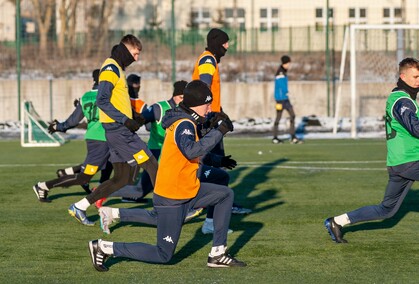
[{"left": 1, "top": 138, "right": 418, "bottom": 283}]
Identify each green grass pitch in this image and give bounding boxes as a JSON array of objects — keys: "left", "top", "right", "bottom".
[{"left": 1, "top": 138, "right": 419, "bottom": 283}]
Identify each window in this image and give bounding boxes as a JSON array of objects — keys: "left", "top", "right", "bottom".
[
  {"left": 259, "top": 7, "right": 280, "bottom": 32},
  {"left": 315, "top": 7, "right": 333, "bottom": 31},
  {"left": 224, "top": 7, "right": 246, "bottom": 30},
  {"left": 316, "top": 8, "right": 323, "bottom": 18},
  {"left": 383, "top": 7, "right": 402, "bottom": 24},
  {"left": 191, "top": 7, "right": 211, "bottom": 28},
  {"left": 349, "top": 7, "right": 367, "bottom": 24}
]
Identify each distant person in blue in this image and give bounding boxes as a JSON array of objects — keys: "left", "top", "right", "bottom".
[{"left": 272, "top": 55, "right": 302, "bottom": 144}]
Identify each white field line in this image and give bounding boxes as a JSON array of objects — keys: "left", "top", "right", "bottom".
[
  {"left": 238, "top": 160, "right": 386, "bottom": 171},
  {"left": 0, "top": 164, "right": 73, "bottom": 167},
  {"left": 0, "top": 161, "right": 386, "bottom": 171}
]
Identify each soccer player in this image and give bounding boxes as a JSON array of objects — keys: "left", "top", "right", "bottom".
[
  {"left": 68, "top": 34, "right": 158, "bottom": 226},
  {"left": 272, "top": 55, "right": 302, "bottom": 144},
  {"left": 192, "top": 28, "right": 230, "bottom": 156},
  {"left": 325, "top": 58, "right": 419, "bottom": 243},
  {"left": 33, "top": 69, "right": 111, "bottom": 202},
  {"left": 88, "top": 80, "right": 246, "bottom": 270}
]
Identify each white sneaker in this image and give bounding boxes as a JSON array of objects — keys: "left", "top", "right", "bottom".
[
  {"left": 201, "top": 220, "right": 233, "bottom": 234},
  {"left": 99, "top": 207, "right": 116, "bottom": 234}
]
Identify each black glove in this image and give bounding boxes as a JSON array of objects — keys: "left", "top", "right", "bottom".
[
  {"left": 133, "top": 111, "right": 146, "bottom": 126},
  {"left": 48, "top": 119, "right": 59, "bottom": 134},
  {"left": 124, "top": 118, "right": 140, "bottom": 132},
  {"left": 217, "top": 117, "right": 234, "bottom": 135},
  {"left": 221, "top": 155, "right": 237, "bottom": 170},
  {"left": 209, "top": 111, "right": 229, "bottom": 129},
  {"left": 73, "top": 99, "right": 80, "bottom": 107}
]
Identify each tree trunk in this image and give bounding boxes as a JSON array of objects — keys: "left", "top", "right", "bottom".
[
  {"left": 58, "top": 0, "right": 66, "bottom": 56},
  {"left": 31, "top": 0, "right": 55, "bottom": 57}
]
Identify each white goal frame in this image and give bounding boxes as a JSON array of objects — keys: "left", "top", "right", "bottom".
[
  {"left": 20, "top": 100, "right": 65, "bottom": 147},
  {"left": 350, "top": 24, "right": 419, "bottom": 138}
]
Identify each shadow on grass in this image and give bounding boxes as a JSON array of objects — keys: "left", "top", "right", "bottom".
[
  {"left": 344, "top": 189, "right": 419, "bottom": 234},
  {"left": 103, "top": 157, "right": 288, "bottom": 268},
  {"left": 49, "top": 190, "right": 87, "bottom": 201},
  {"left": 169, "top": 158, "right": 287, "bottom": 264}
]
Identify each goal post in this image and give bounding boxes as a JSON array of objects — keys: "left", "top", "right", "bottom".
[
  {"left": 20, "top": 100, "right": 66, "bottom": 147},
  {"left": 349, "top": 24, "right": 419, "bottom": 138}
]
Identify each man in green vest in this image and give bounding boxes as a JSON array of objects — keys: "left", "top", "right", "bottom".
[{"left": 324, "top": 57, "right": 419, "bottom": 243}]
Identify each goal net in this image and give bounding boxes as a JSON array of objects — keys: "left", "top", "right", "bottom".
[
  {"left": 349, "top": 24, "right": 419, "bottom": 138},
  {"left": 20, "top": 101, "right": 66, "bottom": 147}
]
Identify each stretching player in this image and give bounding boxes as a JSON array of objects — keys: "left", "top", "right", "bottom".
[
  {"left": 33, "top": 69, "right": 111, "bottom": 202},
  {"left": 68, "top": 34, "right": 158, "bottom": 226},
  {"left": 325, "top": 58, "right": 419, "bottom": 243},
  {"left": 88, "top": 80, "right": 246, "bottom": 270}
]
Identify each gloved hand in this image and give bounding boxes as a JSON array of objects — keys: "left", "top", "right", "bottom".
[
  {"left": 216, "top": 117, "right": 234, "bottom": 135},
  {"left": 221, "top": 155, "right": 237, "bottom": 169},
  {"left": 133, "top": 111, "right": 146, "bottom": 126},
  {"left": 73, "top": 99, "right": 80, "bottom": 107},
  {"left": 209, "top": 111, "right": 230, "bottom": 129},
  {"left": 124, "top": 118, "right": 140, "bottom": 132},
  {"left": 48, "top": 119, "right": 59, "bottom": 134}
]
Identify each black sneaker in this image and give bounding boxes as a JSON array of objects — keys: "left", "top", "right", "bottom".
[
  {"left": 56, "top": 169, "right": 66, "bottom": 178},
  {"left": 121, "top": 197, "right": 148, "bottom": 203},
  {"left": 88, "top": 239, "right": 109, "bottom": 272},
  {"left": 272, "top": 137, "right": 283, "bottom": 144},
  {"left": 207, "top": 252, "right": 246, "bottom": 268},
  {"left": 324, "top": 217, "right": 347, "bottom": 243},
  {"left": 33, "top": 184, "right": 51, "bottom": 203}
]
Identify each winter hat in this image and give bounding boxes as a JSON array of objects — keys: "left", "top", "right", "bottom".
[
  {"left": 92, "top": 69, "right": 100, "bottom": 85},
  {"left": 173, "top": 80, "right": 188, "bottom": 97},
  {"left": 281, "top": 55, "right": 291, "bottom": 64},
  {"left": 206, "top": 28, "right": 229, "bottom": 62},
  {"left": 127, "top": 74, "right": 141, "bottom": 86},
  {"left": 182, "top": 80, "right": 213, "bottom": 107}
]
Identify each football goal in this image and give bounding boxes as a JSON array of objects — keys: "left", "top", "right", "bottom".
[
  {"left": 342, "top": 24, "right": 419, "bottom": 138},
  {"left": 20, "top": 101, "right": 66, "bottom": 147}
]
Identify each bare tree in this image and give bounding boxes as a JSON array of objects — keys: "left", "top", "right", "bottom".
[
  {"left": 30, "top": 0, "right": 55, "bottom": 56},
  {"left": 83, "top": 0, "right": 115, "bottom": 59},
  {"left": 58, "top": 0, "right": 79, "bottom": 57}
]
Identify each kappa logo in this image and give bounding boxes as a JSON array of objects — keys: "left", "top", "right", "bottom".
[
  {"left": 205, "top": 58, "right": 212, "bottom": 64},
  {"left": 204, "top": 169, "right": 211, "bottom": 178},
  {"left": 181, "top": 129, "right": 193, "bottom": 136},
  {"left": 205, "top": 96, "right": 212, "bottom": 102},
  {"left": 400, "top": 106, "right": 409, "bottom": 115},
  {"left": 105, "top": 66, "right": 113, "bottom": 71},
  {"left": 163, "top": 235, "right": 174, "bottom": 244},
  {"left": 137, "top": 154, "right": 144, "bottom": 160}
]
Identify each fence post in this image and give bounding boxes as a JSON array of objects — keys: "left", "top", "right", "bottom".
[{"left": 16, "top": 0, "right": 21, "bottom": 119}]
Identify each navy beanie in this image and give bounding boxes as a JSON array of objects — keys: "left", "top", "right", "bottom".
[
  {"left": 182, "top": 80, "right": 213, "bottom": 107},
  {"left": 173, "top": 80, "right": 188, "bottom": 97}
]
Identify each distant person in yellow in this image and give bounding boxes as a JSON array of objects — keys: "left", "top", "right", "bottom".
[{"left": 68, "top": 34, "right": 158, "bottom": 226}]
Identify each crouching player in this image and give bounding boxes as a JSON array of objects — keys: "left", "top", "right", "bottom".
[{"left": 88, "top": 80, "right": 246, "bottom": 270}]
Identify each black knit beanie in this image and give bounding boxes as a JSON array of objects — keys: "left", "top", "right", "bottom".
[
  {"left": 206, "top": 28, "right": 229, "bottom": 62},
  {"left": 173, "top": 80, "right": 188, "bottom": 97},
  {"left": 181, "top": 80, "right": 213, "bottom": 107},
  {"left": 127, "top": 74, "right": 141, "bottom": 85},
  {"left": 92, "top": 69, "right": 100, "bottom": 85}
]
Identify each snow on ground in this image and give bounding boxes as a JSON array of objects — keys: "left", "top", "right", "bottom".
[{"left": 0, "top": 116, "right": 386, "bottom": 141}]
